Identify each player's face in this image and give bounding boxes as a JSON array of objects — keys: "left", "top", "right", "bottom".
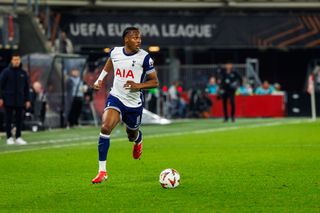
[
  {"left": 225, "top": 63, "right": 233, "bottom": 72},
  {"left": 125, "top": 31, "right": 141, "bottom": 52},
  {"left": 11, "top": 56, "right": 21, "bottom": 68}
]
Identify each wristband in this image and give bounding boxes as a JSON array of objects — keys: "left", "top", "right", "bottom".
[{"left": 97, "top": 70, "right": 108, "bottom": 81}]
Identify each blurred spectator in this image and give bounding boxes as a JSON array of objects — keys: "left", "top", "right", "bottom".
[
  {"left": 236, "top": 77, "right": 253, "bottom": 96},
  {"left": 188, "top": 89, "right": 212, "bottom": 118},
  {"left": 255, "top": 80, "right": 273, "bottom": 95},
  {"left": 54, "top": 31, "right": 74, "bottom": 54},
  {"left": 199, "top": 91, "right": 213, "bottom": 118},
  {"left": 30, "top": 81, "right": 47, "bottom": 125},
  {"left": 206, "top": 76, "right": 219, "bottom": 95},
  {"left": 0, "top": 53, "right": 31, "bottom": 145},
  {"left": 38, "top": 11, "right": 49, "bottom": 36},
  {"left": 67, "top": 69, "right": 85, "bottom": 127},
  {"left": 81, "top": 82, "right": 94, "bottom": 122},
  {"left": 168, "top": 81, "right": 186, "bottom": 118},
  {"left": 168, "top": 81, "right": 179, "bottom": 117},
  {"left": 218, "top": 61, "right": 242, "bottom": 122},
  {"left": 146, "top": 87, "right": 159, "bottom": 114},
  {"left": 188, "top": 89, "right": 200, "bottom": 118},
  {"left": 271, "top": 82, "right": 284, "bottom": 95},
  {"left": 161, "top": 85, "right": 169, "bottom": 117}
]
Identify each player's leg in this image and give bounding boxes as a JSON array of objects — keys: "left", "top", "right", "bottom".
[
  {"left": 68, "top": 99, "right": 76, "bottom": 127},
  {"left": 99, "top": 108, "right": 120, "bottom": 163},
  {"left": 4, "top": 106, "right": 14, "bottom": 144},
  {"left": 222, "top": 93, "right": 229, "bottom": 122},
  {"left": 230, "top": 92, "right": 236, "bottom": 122},
  {"left": 74, "top": 97, "right": 83, "bottom": 125},
  {"left": 123, "top": 105, "right": 143, "bottom": 159},
  {"left": 92, "top": 108, "right": 120, "bottom": 183},
  {"left": 127, "top": 127, "right": 143, "bottom": 159},
  {"left": 15, "top": 107, "right": 27, "bottom": 145},
  {"left": 126, "top": 127, "right": 139, "bottom": 142}
]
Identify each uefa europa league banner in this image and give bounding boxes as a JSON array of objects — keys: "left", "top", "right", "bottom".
[{"left": 60, "top": 13, "right": 320, "bottom": 48}]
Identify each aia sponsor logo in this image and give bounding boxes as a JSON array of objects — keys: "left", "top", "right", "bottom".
[{"left": 115, "top": 68, "right": 134, "bottom": 79}]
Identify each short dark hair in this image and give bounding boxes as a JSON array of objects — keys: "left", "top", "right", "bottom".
[
  {"left": 11, "top": 52, "right": 20, "bottom": 58},
  {"left": 122, "top": 27, "right": 139, "bottom": 41}
]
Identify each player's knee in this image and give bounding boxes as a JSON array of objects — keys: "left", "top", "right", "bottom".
[
  {"left": 126, "top": 127, "right": 138, "bottom": 142},
  {"left": 127, "top": 133, "right": 136, "bottom": 142},
  {"left": 127, "top": 131, "right": 138, "bottom": 142},
  {"left": 101, "top": 123, "right": 113, "bottom": 135}
]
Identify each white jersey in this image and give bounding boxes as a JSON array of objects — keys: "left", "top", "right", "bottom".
[{"left": 109, "top": 47, "right": 155, "bottom": 107}]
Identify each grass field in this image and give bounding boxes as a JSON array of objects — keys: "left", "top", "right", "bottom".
[{"left": 0, "top": 118, "right": 319, "bottom": 212}]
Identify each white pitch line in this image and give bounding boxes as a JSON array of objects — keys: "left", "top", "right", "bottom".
[
  {"left": 31, "top": 136, "right": 97, "bottom": 145},
  {"left": 144, "top": 119, "right": 310, "bottom": 139},
  {"left": 0, "top": 137, "right": 126, "bottom": 154},
  {"left": 0, "top": 119, "right": 313, "bottom": 155}
]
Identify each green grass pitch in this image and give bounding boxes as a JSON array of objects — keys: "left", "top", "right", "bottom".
[{"left": 0, "top": 118, "right": 319, "bottom": 212}]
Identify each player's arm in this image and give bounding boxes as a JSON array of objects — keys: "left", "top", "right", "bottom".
[
  {"left": 236, "top": 71, "right": 243, "bottom": 85},
  {"left": 0, "top": 70, "right": 8, "bottom": 107},
  {"left": 124, "top": 54, "right": 159, "bottom": 91},
  {"left": 124, "top": 71, "right": 159, "bottom": 91},
  {"left": 93, "top": 58, "right": 113, "bottom": 90},
  {"left": 139, "top": 71, "right": 159, "bottom": 89}
]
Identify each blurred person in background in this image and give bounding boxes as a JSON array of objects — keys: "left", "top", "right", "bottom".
[
  {"left": 0, "top": 53, "right": 31, "bottom": 145},
  {"left": 188, "top": 89, "right": 212, "bottom": 118},
  {"left": 198, "top": 90, "right": 213, "bottom": 118},
  {"left": 54, "top": 31, "right": 74, "bottom": 54},
  {"left": 30, "top": 81, "right": 47, "bottom": 126},
  {"left": 168, "top": 81, "right": 186, "bottom": 118},
  {"left": 81, "top": 82, "right": 95, "bottom": 122},
  {"left": 146, "top": 87, "right": 159, "bottom": 114},
  {"left": 168, "top": 81, "right": 180, "bottom": 117},
  {"left": 218, "top": 61, "right": 242, "bottom": 122},
  {"left": 206, "top": 76, "right": 219, "bottom": 95},
  {"left": 161, "top": 85, "right": 170, "bottom": 117},
  {"left": 236, "top": 77, "right": 253, "bottom": 96},
  {"left": 188, "top": 89, "right": 201, "bottom": 118},
  {"left": 255, "top": 80, "right": 273, "bottom": 95},
  {"left": 67, "top": 68, "right": 85, "bottom": 127},
  {"left": 272, "top": 82, "right": 284, "bottom": 94}
]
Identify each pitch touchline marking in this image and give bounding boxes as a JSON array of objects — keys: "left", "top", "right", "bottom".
[
  {"left": 0, "top": 119, "right": 313, "bottom": 154},
  {"left": 147, "top": 119, "right": 312, "bottom": 138},
  {"left": 0, "top": 119, "right": 307, "bottom": 147},
  {"left": 0, "top": 119, "right": 311, "bottom": 154}
]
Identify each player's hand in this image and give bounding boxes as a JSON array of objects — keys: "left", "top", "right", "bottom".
[
  {"left": 0, "top": 99, "right": 3, "bottom": 108},
  {"left": 124, "top": 81, "right": 140, "bottom": 91},
  {"left": 93, "top": 80, "right": 102, "bottom": 90},
  {"left": 25, "top": 101, "right": 31, "bottom": 109}
]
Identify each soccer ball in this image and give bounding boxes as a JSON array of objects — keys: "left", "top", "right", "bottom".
[{"left": 159, "top": 168, "right": 180, "bottom": 189}]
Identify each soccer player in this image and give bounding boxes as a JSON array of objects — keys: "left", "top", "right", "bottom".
[
  {"left": 0, "top": 53, "right": 31, "bottom": 145},
  {"left": 219, "top": 61, "right": 242, "bottom": 122},
  {"left": 91, "top": 27, "right": 159, "bottom": 184}
]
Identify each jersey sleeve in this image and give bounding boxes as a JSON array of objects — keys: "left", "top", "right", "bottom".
[
  {"left": 0, "top": 69, "right": 7, "bottom": 99},
  {"left": 142, "top": 54, "right": 155, "bottom": 74},
  {"left": 109, "top": 47, "right": 115, "bottom": 59}
]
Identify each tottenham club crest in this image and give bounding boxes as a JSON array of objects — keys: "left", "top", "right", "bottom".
[{"left": 149, "top": 58, "right": 154, "bottom": 67}]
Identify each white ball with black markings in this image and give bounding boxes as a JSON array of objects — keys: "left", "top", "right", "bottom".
[{"left": 159, "top": 168, "right": 180, "bottom": 189}]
